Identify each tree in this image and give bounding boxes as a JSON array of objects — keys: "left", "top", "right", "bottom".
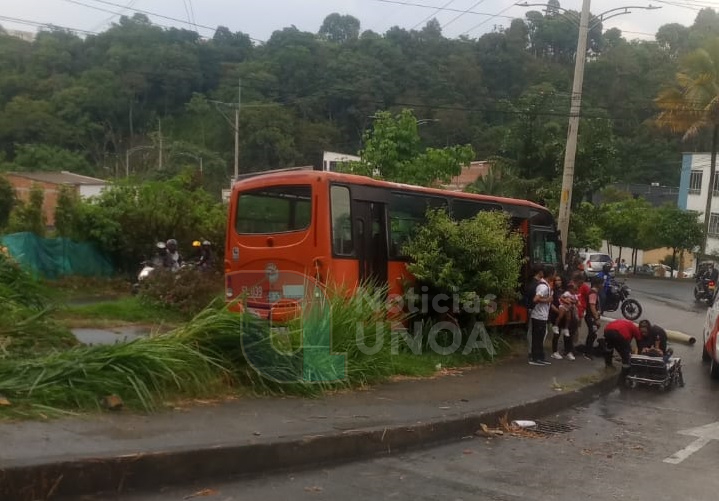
[
  {"left": 318, "top": 14, "right": 360, "bottom": 43},
  {"left": 0, "top": 174, "right": 14, "bottom": 229},
  {"left": 7, "top": 184, "right": 46, "bottom": 236},
  {"left": 648, "top": 205, "right": 703, "bottom": 276},
  {"left": 350, "top": 109, "right": 474, "bottom": 186},
  {"left": 655, "top": 39, "right": 719, "bottom": 259},
  {"left": 54, "top": 185, "right": 81, "bottom": 238},
  {"left": 600, "top": 198, "right": 652, "bottom": 268}
]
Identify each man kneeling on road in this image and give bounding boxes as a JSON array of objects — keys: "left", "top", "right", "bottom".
[
  {"left": 638, "top": 319, "right": 672, "bottom": 362},
  {"left": 602, "top": 318, "right": 644, "bottom": 382}
]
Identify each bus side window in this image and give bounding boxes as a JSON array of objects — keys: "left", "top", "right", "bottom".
[
  {"left": 331, "top": 185, "right": 354, "bottom": 256},
  {"left": 389, "top": 193, "right": 447, "bottom": 259},
  {"left": 451, "top": 200, "right": 503, "bottom": 220}
]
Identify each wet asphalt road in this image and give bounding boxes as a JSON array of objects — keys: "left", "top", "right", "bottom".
[{"left": 73, "top": 278, "right": 719, "bottom": 501}]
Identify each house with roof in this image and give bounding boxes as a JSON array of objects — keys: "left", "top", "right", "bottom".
[
  {"left": 6, "top": 171, "right": 107, "bottom": 227},
  {"left": 441, "top": 161, "right": 490, "bottom": 192}
]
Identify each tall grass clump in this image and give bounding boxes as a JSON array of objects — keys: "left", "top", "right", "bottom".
[{"left": 0, "top": 253, "right": 76, "bottom": 357}]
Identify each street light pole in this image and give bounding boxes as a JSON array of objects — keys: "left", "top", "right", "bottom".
[{"left": 557, "top": 0, "right": 590, "bottom": 262}]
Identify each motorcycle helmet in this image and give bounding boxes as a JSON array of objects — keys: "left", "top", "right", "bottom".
[
  {"left": 166, "top": 239, "right": 178, "bottom": 247},
  {"left": 156, "top": 241, "right": 166, "bottom": 250},
  {"left": 202, "top": 240, "right": 211, "bottom": 247},
  {"left": 602, "top": 263, "right": 612, "bottom": 274},
  {"left": 192, "top": 240, "right": 201, "bottom": 248}
]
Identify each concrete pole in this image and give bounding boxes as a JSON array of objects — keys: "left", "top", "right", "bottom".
[
  {"left": 557, "top": 0, "right": 591, "bottom": 263},
  {"left": 234, "top": 79, "right": 241, "bottom": 181}
]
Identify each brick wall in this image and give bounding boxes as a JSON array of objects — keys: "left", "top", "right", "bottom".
[{"left": 6, "top": 175, "right": 69, "bottom": 227}]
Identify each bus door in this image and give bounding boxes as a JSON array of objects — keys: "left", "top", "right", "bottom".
[{"left": 351, "top": 187, "right": 389, "bottom": 285}]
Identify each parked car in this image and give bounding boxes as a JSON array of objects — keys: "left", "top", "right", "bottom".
[
  {"left": 702, "top": 296, "right": 719, "bottom": 378},
  {"left": 579, "top": 252, "right": 615, "bottom": 278}
]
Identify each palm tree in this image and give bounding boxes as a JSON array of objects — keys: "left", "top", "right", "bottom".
[{"left": 655, "top": 39, "right": 719, "bottom": 259}]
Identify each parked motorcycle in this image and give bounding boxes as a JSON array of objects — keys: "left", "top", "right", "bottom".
[
  {"left": 694, "top": 277, "right": 716, "bottom": 306},
  {"left": 602, "top": 280, "right": 643, "bottom": 321}
]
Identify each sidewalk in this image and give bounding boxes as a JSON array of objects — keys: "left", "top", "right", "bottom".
[{"left": 0, "top": 352, "right": 615, "bottom": 500}]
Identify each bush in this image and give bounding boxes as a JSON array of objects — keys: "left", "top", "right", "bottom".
[
  {"left": 403, "top": 208, "right": 524, "bottom": 327},
  {"left": 138, "top": 267, "right": 223, "bottom": 316}
]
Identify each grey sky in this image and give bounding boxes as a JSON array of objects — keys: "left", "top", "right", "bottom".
[{"left": 0, "top": 0, "right": 705, "bottom": 42}]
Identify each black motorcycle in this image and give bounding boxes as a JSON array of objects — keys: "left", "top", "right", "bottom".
[
  {"left": 602, "top": 280, "right": 643, "bottom": 321},
  {"left": 694, "top": 277, "right": 716, "bottom": 306}
]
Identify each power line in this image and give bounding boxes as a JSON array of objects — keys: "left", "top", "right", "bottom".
[
  {"left": 0, "top": 14, "right": 98, "bottom": 35},
  {"left": 462, "top": 1, "right": 518, "bottom": 35},
  {"left": 81, "top": 0, "right": 265, "bottom": 42},
  {"left": 442, "top": 0, "right": 486, "bottom": 29},
  {"left": 368, "top": 0, "right": 515, "bottom": 20},
  {"left": 411, "top": 0, "right": 457, "bottom": 30},
  {"left": 90, "top": 0, "right": 136, "bottom": 32}
]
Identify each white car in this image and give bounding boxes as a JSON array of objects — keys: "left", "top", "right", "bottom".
[
  {"left": 579, "top": 251, "right": 615, "bottom": 278},
  {"left": 702, "top": 296, "right": 719, "bottom": 378}
]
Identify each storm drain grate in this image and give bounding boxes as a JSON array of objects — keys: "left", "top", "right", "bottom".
[{"left": 532, "top": 421, "right": 577, "bottom": 436}]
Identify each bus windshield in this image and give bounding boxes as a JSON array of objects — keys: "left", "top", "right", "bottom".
[
  {"left": 531, "top": 229, "right": 560, "bottom": 266},
  {"left": 235, "top": 186, "right": 312, "bottom": 234}
]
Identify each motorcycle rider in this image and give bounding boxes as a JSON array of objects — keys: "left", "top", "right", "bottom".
[
  {"left": 596, "top": 263, "right": 613, "bottom": 313},
  {"left": 698, "top": 263, "right": 719, "bottom": 299},
  {"left": 165, "top": 238, "right": 183, "bottom": 270},
  {"left": 198, "top": 240, "right": 214, "bottom": 270}
]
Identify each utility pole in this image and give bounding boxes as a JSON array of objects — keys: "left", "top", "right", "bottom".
[
  {"left": 158, "top": 119, "right": 164, "bottom": 170},
  {"left": 557, "top": 0, "right": 590, "bottom": 262},
  {"left": 234, "top": 79, "right": 241, "bottom": 181}
]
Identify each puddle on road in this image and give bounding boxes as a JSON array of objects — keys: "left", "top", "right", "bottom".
[{"left": 72, "top": 326, "right": 150, "bottom": 346}]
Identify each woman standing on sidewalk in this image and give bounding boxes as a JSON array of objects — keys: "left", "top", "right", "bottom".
[{"left": 549, "top": 275, "right": 565, "bottom": 358}]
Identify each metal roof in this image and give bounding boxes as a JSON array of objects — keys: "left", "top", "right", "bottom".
[{"left": 6, "top": 171, "right": 107, "bottom": 186}]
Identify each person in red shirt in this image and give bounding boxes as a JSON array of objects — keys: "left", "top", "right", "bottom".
[{"left": 603, "top": 318, "right": 644, "bottom": 381}]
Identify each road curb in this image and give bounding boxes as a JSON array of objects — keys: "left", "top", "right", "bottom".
[{"left": 0, "top": 373, "right": 618, "bottom": 500}]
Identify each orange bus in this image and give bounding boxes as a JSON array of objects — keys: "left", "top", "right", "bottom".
[{"left": 224, "top": 169, "right": 561, "bottom": 324}]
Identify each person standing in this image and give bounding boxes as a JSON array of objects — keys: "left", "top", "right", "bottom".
[
  {"left": 602, "top": 318, "right": 644, "bottom": 382},
  {"left": 525, "top": 264, "right": 544, "bottom": 361},
  {"left": 583, "top": 276, "right": 602, "bottom": 359},
  {"left": 530, "top": 265, "right": 555, "bottom": 366}
]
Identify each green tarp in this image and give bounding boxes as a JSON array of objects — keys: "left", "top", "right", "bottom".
[{"left": 0, "top": 232, "right": 113, "bottom": 278}]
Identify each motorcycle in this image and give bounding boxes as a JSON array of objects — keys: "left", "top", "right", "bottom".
[
  {"left": 131, "top": 260, "right": 157, "bottom": 295},
  {"left": 694, "top": 277, "right": 716, "bottom": 306},
  {"left": 602, "top": 280, "right": 643, "bottom": 321}
]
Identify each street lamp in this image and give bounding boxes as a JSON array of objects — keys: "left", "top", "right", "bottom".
[
  {"left": 515, "top": 1, "right": 661, "bottom": 262},
  {"left": 125, "top": 145, "right": 155, "bottom": 178}
]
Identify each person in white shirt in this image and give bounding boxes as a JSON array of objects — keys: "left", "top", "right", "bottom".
[{"left": 530, "top": 265, "right": 556, "bottom": 366}]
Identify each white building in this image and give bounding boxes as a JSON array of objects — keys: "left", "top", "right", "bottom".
[
  {"left": 322, "top": 151, "right": 360, "bottom": 172},
  {"left": 678, "top": 152, "right": 719, "bottom": 254}
]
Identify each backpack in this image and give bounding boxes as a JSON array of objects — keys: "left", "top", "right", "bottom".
[{"left": 523, "top": 278, "right": 539, "bottom": 309}]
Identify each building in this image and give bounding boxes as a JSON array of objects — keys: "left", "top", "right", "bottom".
[
  {"left": 322, "top": 151, "right": 360, "bottom": 172},
  {"left": 678, "top": 152, "right": 719, "bottom": 254},
  {"left": 441, "top": 161, "right": 490, "bottom": 192},
  {"left": 6, "top": 171, "right": 107, "bottom": 227}
]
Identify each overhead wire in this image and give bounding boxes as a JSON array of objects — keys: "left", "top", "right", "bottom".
[
  {"left": 461, "top": 0, "right": 518, "bottom": 35},
  {"left": 0, "top": 14, "right": 98, "bottom": 35},
  {"left": 79, "top": 0, "right": 265, "bottom": 42},
  {"left": 90, "top": 0, "right": 136, "bottom": 32},
  {"left": 411, "top": 0, "right": 457, "bottom": 30},
  {"left": 442, "top": 0, "right": 486, "bottom": 29}
]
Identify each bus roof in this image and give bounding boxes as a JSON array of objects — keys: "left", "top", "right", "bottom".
[{"left": 232, "top": 170, "right": 552, "bottom": 213}]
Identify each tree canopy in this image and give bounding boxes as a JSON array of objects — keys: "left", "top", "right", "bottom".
[{"left": 1, "top": 6, "right": 718, "bottom": 199}]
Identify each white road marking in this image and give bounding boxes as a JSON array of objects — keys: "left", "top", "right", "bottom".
[{"left": 665, "top": 421, "right": 719, "bottom": 465}]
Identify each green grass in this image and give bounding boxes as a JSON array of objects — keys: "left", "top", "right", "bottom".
[
  {"left": 55, "top": 296, "right": 186, "bottom": 326},
  {"left": 0, "top": 285, "right": 513, "bottom": 419},
  {"left": 42, "top": 276, "right": 132, "bottom": 302}
]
